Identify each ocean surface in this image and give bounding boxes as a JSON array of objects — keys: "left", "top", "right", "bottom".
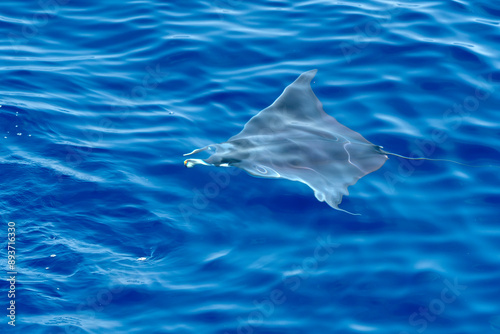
[{"left": 1, "top": 0, "right": 500, "bottom": 333}]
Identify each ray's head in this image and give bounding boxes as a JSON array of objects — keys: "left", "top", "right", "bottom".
[{"left": 183, "top": 142, "right": 245, "bottom": 168}]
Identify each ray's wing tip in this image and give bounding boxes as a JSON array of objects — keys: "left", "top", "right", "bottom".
[
  {"left": 303, "top": 69, "right": 318, "bottom": 76},
  {"left": 307, "top": 69, "right": 318, "bottom": 76},
  {"left": 295, "top": 69, "right": 318, "bottom": 85}
]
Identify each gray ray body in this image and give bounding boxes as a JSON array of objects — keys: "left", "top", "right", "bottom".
[{"left": 184, "top": 70, "right": 388, "bottom": 214}]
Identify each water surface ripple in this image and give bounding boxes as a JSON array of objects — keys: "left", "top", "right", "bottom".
[{"left": 0, "top": 0, "right": 499, "bottom": 333}]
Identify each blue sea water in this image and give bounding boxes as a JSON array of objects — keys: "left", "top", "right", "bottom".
[{"left": 1, "top": 0, "right": 500, "bottom": 333}]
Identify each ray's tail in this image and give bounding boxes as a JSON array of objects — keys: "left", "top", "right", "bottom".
[{"left": 380, "top": 148, "right": 500, "bottom": 169}]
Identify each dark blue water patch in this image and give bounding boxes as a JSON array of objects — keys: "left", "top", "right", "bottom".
[
  {"left": 396, "top": 11, "right": 434, "bottom": 24},
  {"left": 448, "top": 45, "right": 482, "bottom": 64},
  {"left": 476, "top": 2, "right": 500, "bottom": 17},
  {"left": 418, "top": 79, "right": 458, "bottom": 91}
]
